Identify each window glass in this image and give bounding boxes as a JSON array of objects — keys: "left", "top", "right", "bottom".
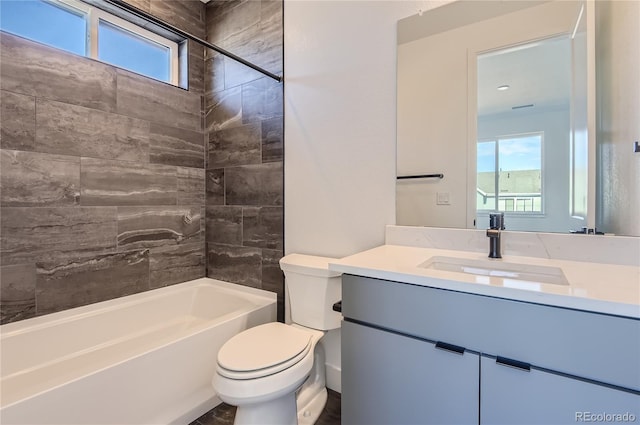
[
  {"left": 0, "top": 0, "right": 87, "bottom": 55},
  {"left": 0, "top": 0, "right": 179, "bottom": 85},
  {"left": 477, "top": 140, "right": 496, "bottom": 211},
  {"left": 98, "top": 20, "right": 170, "bottom": 83},
  {"left": 477, "top": 134, "right": 542, "bottom": 212}
]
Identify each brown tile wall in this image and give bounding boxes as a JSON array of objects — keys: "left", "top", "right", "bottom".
[
  {"left": 204, "top": 0, "right": 284, "bottom": 321},
  {"left": 0, "top": 0, "right": 207, "bottom": 324},
  {"left": 0, "top": 0, "right": 284, "bottom": 325}
]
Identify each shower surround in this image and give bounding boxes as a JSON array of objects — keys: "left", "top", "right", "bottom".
[
  {"left": 204, "top": 0, "right": 285, "bottom": 321},
  {"left": 0, "top": 0, "right": 284, "bottom": 324}
]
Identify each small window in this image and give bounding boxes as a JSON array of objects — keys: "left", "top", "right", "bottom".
[
  {"left": 94, "top": 12, "right": 178, "bottom": 84},
  {"left": 0, "top": 0, "right": 180, "bottom": 86},
  {"left": 0, "top": 0, "right": 88, "bottom": 56},
  {"left": 477, "top": 133, "right": 543, "bottom": 213}
]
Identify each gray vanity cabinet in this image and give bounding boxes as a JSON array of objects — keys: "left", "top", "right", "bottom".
[
  {"left": 480, "top": 356, "right": 640, "bottom": 425},
  {"left": 341, "top": 274, "right": 640, "bottom": 425},
  {"left": 342, "top": 320, "right": 479, "bottom": 425}
]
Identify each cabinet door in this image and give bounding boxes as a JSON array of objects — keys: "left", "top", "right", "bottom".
[
  {"left": 481, "top": 356, "right": 640, "bottom": 425},
  {"left": 342, "top": 320, "right": 479, "bottom": 425}
]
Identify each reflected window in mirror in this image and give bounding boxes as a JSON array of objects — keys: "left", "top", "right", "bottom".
[
  {"left": 475, "top": 34, "right": 580, "bottom": 233},
  {"left": 477, "top": 133, "right": 543, "bottom": 214}
]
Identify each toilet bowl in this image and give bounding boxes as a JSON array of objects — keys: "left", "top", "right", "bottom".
[
  {"left": 212, "top": 254, "right": 342, "bottom": 425},
  {"left": 212, "top": 323, "right": 325, "bottom": 425}
]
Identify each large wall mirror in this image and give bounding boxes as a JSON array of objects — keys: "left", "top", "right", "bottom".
[{"left": 396, "top": 0, "right": 639, "bottom": 236}]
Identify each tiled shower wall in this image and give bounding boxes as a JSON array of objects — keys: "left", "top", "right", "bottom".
[
  {"left": 0, "top": 0, "right": 207, "bottom": 324},
  {"left": 204, "top": 0, "right": 285, "bottom": 321},
  {"left": 0, "top": 0, "right": 285, "bottom": 325}
]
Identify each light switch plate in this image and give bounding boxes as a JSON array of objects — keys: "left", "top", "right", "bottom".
[{"left": 436, "top": 192, "right": 450, "bottom": 205}]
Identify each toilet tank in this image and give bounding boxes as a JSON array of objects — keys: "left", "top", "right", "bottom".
[{"left": 279, "top": 254, "right": 342, "bottom": 330}]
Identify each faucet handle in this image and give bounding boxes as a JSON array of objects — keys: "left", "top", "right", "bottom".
[{"left": 489, "top": 212, "right": 505, "bottom": 230}]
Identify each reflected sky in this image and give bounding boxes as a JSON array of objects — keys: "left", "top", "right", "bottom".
[{"left": 478, "top": 134, "right": 542, "bottom": 172}]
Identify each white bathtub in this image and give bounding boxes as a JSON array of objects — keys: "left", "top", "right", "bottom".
[{"left": 0, "top": 278, "right": 276, "bottom": 425}]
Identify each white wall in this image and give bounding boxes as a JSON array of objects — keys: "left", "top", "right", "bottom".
[
  {"left": 396, "top": 24, "right": 469, "bottom": 228},
  {"left": 284, "top": 0, "right": 424, "bottom": 258},
  {"left": 595, "top": 0, "right": 640, "bottom": 236},
  {"left": 283, "top": 0, "right": 424, "bottom": 394}
]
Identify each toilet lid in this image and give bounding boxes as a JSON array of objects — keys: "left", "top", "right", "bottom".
[{"left": 217, "top": 323, "right": 312, "bottom": 379}]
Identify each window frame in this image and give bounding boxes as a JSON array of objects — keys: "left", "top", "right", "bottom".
[
  {"left": 476, "top": 131, "right": 545, "bottom": 215},
  {"left": 4, "top": 0, "right": 180, "bottom": 86},
  {"left": 89, "top": 5, "right": 179, "bottom": 85}
]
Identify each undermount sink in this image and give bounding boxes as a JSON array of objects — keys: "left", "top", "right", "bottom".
[{"left": 419, "top": 256, "right": 569, "bottom": 286}]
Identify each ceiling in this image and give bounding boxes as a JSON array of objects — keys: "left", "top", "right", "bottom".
[{"left": 477, "top": 35, "right": 571, "bottom": 116}]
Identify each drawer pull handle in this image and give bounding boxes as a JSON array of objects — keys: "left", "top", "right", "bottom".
[
  {"left": 496, "top": 356, "right": 531, "bottom": 372},
  {"left": 435, "top": 341, "right": 465, "bottom": 355}
]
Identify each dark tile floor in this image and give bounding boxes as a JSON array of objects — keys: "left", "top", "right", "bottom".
[{"left": 190, "top": 389, "right": 341, "bottom": 425}]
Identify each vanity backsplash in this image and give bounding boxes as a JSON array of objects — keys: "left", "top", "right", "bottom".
[{"left": 386, "top": 225, "right": 640, "bottom": 267}]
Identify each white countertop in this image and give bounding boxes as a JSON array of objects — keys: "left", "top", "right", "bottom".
[{"left": 329, "top": 245, "right": 640, "bottom": 319}]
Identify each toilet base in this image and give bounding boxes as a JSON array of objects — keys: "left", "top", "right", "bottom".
[
  {"left": 296, "top": 341, "right": 328, "bottom": 425},
  {"left": 234, "top": 392, "right": 297, "bottom": 425},
  {"left": 297, "top": 387, "right": 327, "bottom": 425}
]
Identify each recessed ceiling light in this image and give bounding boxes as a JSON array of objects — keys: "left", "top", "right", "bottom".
[{"left": 497, "top": 85, "right": 510, "bottom": 91}]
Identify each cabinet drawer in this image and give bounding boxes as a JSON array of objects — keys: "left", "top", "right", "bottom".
[
  {"left": 480, "top": 356, "right": 640, "bottom": 424},
  {"left": 342, "top": 274, "right": 640, "bottom": 391},
  {"left": 342, "top": 320, "right": 479, "bottom": 425}
]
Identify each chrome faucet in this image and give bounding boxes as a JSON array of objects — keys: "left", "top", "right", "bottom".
[{"left": 487, "top": 213, "right": 505, "bottom": 259}]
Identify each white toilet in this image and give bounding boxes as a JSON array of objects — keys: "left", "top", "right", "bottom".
[{"left": 212, "top": 254, "right": 342, "bottom": 425}]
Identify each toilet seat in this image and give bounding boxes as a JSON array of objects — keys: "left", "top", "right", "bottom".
[{"left": 217, "top": 323, "right": 312, "bottom": 380}]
